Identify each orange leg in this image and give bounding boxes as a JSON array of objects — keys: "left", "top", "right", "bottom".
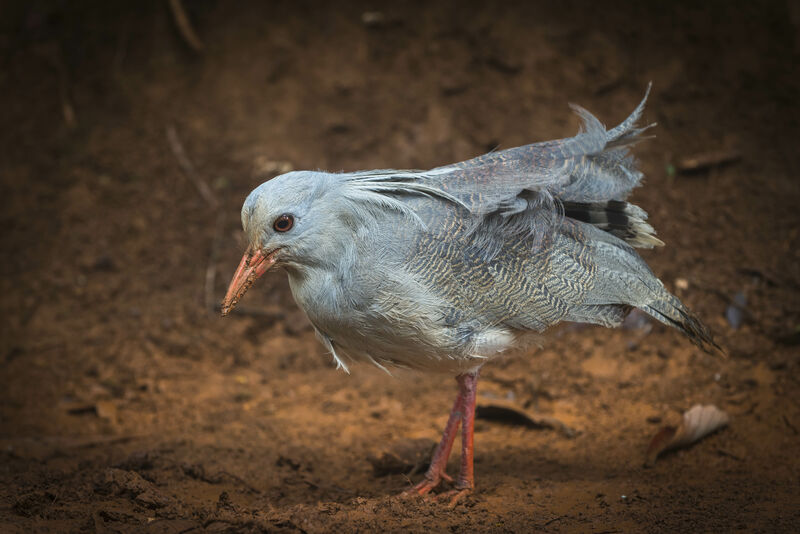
[
  {"left": 404, "top": 370, "right": 479, "bottom": 502},
  {"left": 455, "top": 371, "right": 478, "bottom": 490},
  {"left": 435, "top": 371, "right": 478, "bottom": 506},
  {"left": 405, "top": 387, "right": 463, "bottom": 495}
]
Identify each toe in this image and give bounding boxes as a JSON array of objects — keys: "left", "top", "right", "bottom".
[
  {"left": 402, "top": 477, "right": 440, "bottom": 497},
  {"left": 434, "top": 488, "right": 472, "bottom": 508}
]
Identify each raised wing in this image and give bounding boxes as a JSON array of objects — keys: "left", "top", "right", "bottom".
[
  {"left": 430, "top": 83, "right": 654, "bottom": 216},
  {"left": 341, "top": 86, "right": 657, "bottom": 253}
]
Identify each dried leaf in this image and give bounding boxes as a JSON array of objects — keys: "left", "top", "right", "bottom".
[
  {"left": 645, "top": 404, "right": 730, "bottom": 466},
  {"left": 476, "top": 399, "right": 576, "bottom": 438}
]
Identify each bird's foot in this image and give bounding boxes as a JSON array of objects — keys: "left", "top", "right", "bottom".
[
  {"left": 434, "top": 487, "right": 472, "bottom": 508},
  {"left": 402, "top": 471, "right": 453, "bottom": 497}
]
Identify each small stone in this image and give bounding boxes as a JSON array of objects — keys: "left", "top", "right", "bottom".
[
  {"left": 92, "top": 255, "right": 116, "bottom": 272},
  {"left": 725, "top": 291, "right": 747, "bottom": 329}
]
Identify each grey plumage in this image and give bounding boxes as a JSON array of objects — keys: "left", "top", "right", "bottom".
[{"left": 229, "top": 85, "right": 717, "bottom": 375}]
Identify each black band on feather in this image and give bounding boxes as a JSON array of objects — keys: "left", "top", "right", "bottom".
[{"left": 563, "top": 200, "right": 662, "bottom": 248}]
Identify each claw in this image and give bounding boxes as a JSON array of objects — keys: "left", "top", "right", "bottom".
[
  {"left": 436, "top": 488, "right": 472, "bottom": 508},
  {"left": 406, "top": 479, "right": 437, "bottom": 497},
  {"left": 404, "top": 472, "right": 446, "bottom": 497}
]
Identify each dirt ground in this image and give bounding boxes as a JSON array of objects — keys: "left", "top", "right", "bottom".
[{"left": 1, "top": 1, "right": 799, "bottom": 532}]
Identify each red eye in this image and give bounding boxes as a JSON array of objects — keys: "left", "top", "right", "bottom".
[{"left": 273, "top": 214, "right": 294, "bottom": 232}]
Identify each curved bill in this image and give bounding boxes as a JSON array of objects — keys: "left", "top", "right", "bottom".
[{"left": 220, "top": 246, "right": 277, "bottom": 316}]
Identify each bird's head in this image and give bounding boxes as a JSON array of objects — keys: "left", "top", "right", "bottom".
[{"left": 220, "top": 170, "right": 340, "bottom": 316}]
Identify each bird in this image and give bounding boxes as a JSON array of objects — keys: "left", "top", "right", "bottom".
[{"left": 220, "top": 85, "right": 717, "bottom": 503}]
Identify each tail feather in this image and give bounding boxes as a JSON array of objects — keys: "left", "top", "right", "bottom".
[
  {"left": 567, "top": 224, "right": 721, "bottom": 355},
  {"left": 604, "top": 82, "right": 654, "bottom": 149},
  {"left": 641, "top": 294, "right": 722, "bottom": 355},
  {"left": 563, "top": 200, "right": 664, "bottom": 248}
]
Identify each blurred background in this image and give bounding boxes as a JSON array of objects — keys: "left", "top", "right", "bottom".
[{"left": 1, "top": 1, "right": 798, "bottom": 532}]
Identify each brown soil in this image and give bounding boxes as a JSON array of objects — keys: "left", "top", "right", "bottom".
[{"left": 2, "top": 1, "right": 799, "bottom": 532}]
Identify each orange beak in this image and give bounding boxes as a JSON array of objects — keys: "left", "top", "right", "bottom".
[{"left": 220, "top": 246, "right": 277, "bottom": 316}]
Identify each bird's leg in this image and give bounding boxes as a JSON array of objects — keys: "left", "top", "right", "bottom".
[
  {"left": 436, "top": 370, "right": 479, "bottom": 506},
  {"left": 405, "top": 389, "right": 464, "bottom": 496},
  {"left": 404, "top": 369, "right": 481, "bottom": 502},
  {"left": 455, "top": 370, "right": 478, "bottom": 490}
]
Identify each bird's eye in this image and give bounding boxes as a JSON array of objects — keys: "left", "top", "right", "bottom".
[{"left": 273, "top": 214, "right": 294, "bottom": 232}]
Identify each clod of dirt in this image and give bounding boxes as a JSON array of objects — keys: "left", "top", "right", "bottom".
[
  {"left": 13, "top": 492, "right": 53, "bottom": 518},
  {"left": 645, "top": 405, "right": 730, "bottom": 467},
  {"left": 181, "top": 462, "right": 210, "bottom": 480},
  {"left": 134, "top": 488, "right": 171, "bottom": 509},
  {"left": 367, "top": 438, "right": 436, "bottom": 477},
  {"left": 275, "top": 456, "right": 302, "bottom": 471},
  {"left": 95, "top": 468, "right": 171, "bottom": 508},
  {"left": 216, "top": 491, "right": 236, "bottom": 513},
  {"left": 115, "top": 450, "right": 157, "bottom": 471}
]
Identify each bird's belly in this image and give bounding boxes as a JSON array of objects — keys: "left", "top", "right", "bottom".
[
  {"left": 311, "top": 314, "right": 520, "bottom": 375},
  {"left": 288, "top": 265, "right": 521, "bottom": 375}
]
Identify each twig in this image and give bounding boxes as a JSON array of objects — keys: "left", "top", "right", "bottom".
[
  {"left": 181, "top": 463, "right": 261, "bottom": 494},
  {"left": 166, "top": 124, "right": 218, "bottom": 209},
  {"left": 716, "top": 448, "right": 744, "bottom": 461},
  {"left": 166, "top": 124, "right": 228, "bottom": 317},
  {"left": 3, "top": 435, "right": 147, "bottom": 451},
  {"left": 677, "top": 149, "right": 740, "bottom": 174},
  {"left": 476, "top": 400, "right": 577, "bottom": 438},
  {"left": 783, "top": 415, "right": 799, "bottom": 435},
  {"left": 205, "top": 210, "right": 226, "bottom": 313},
  {"left": 36, "top": 42, "right": 77, "bottom": 127},
  {"left": 61, "top": 435, "right": 147, "bottom": 448},
  {"left": 167, "top": 0, "right": 205, "bottom": 52}
]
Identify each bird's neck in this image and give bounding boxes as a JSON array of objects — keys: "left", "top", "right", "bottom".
[{"left": 284, "top": 232, "right": 359, "bottom": 301}]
